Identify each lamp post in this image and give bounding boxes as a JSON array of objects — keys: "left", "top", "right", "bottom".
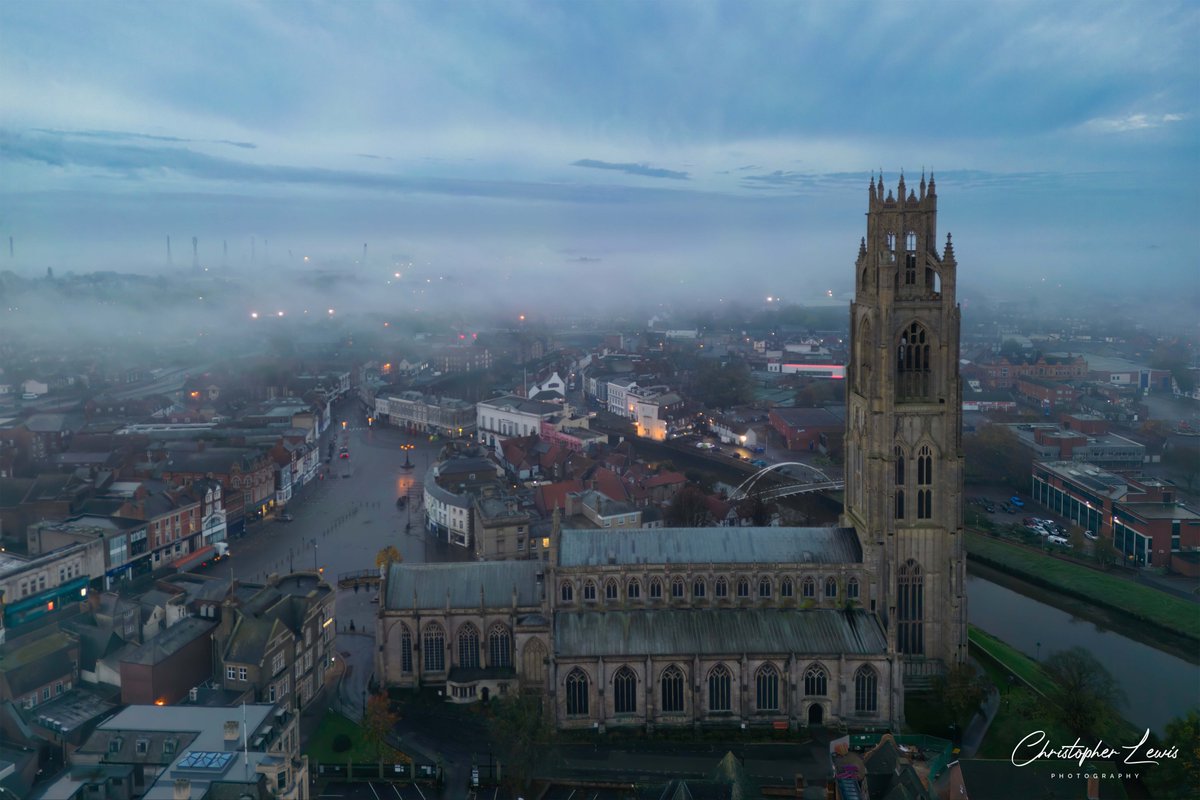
[{"left": 400, "top": 442, "right": 415, "bottom": 470}]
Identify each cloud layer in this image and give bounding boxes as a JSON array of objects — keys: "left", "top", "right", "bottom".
[{"left": 0, "top": 0, "right": 1195, "bottom": 298}]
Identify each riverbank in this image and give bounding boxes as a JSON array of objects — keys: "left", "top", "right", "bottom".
[{"left": 965, "top": 531, "right": 1200, "bottom": 659}]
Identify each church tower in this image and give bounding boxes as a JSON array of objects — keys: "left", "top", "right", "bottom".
[{"left": 842, "top": 172, "right": 967, "bottom": 682}]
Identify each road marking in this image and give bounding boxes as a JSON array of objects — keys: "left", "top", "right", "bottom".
[
  {"left": 369, "top": 783, "right": 381, "bottom": 800},
  {"left": 391, "top": 784, "right": 404, "bottom": 799},
  {"left": 414, "top": 782, "right": 427, "bottom": 800}
]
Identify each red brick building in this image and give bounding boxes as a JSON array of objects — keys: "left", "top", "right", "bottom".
[
  {"left": 980, "top": 353, "right": 1087, "bottom": 389},
  {"left": 768, "top": 407, "right": 843, "bottom": 452},
  {"left": 1031, "top": 461, "right": 1200, "bottom": 571},
  {"left": 1016, "top": 377, "right": 1080, "bottom": 410}
]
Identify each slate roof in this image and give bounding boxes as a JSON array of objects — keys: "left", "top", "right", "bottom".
[
  {"left": 555, "top": 609, "right": 886, "bottom": 658},
  {"left": 385, "top": 561, "right": 544, "bottom": 610},
  {"left": 224, "top": 616, "right": 285, "bottom": 665},
  {"left": 120, "top": 618, "right": 216, "bottom": 666},
  {"left": 558, "top": 526, "right": 862, "bottom": 567}
]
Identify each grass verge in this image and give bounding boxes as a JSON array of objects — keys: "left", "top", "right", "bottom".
[
  {"left": 966, "top": 532, "right": 1200, "bottom": 642},
  {"left": 304, "top": 711, "right": 406, "bottom": 764}
]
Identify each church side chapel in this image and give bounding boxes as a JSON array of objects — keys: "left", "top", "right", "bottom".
[{"left": 376, "top": 175, "right": 967, "bottom": 730}]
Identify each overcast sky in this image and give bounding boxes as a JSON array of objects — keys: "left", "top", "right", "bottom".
[{"left": 1, "top": 0, "right": 1196, "bottom": 306}]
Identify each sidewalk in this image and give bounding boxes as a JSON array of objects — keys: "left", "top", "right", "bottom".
[{"left": 959, "top": 685, "right": 1000, "bottom": 758}]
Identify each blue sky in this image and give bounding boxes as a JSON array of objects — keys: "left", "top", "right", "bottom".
[{"left": 1, "top": 0, "right": 1196, "bottom": 306}]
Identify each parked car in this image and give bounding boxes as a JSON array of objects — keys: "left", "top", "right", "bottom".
[
  {"left": 1047, "top": 535, "right": 1070, "bottom": 547},
  {"left": 276, "top": 513, "right": 294, "bottom": 523},
  {"left": 695, "top": 442, "right": 715, "bottom": 449},
  {"left": 751, "top": 459, "right": 769, "bottom": 468},
  {"left": 1002, "top": 504, "right": 1015, "bottom": 514},
  {"left": 752, "top": 446, "right": 766, "bottom": 454},
  {"left": 1010, "top": 496, "right": 1025, "bottom": 507},
  {"left": 1083, "top": 530, "right": 1098, "bottom": 541}
]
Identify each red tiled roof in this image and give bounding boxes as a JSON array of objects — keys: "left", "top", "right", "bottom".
[
  {"left": 643, "top": 471, "right": 686, "bottom": 489},
  {"left": 535, "top": 479, "right": 583, "bottom": 515}
]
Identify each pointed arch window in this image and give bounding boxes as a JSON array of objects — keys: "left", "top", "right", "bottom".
[
  {"left": 693, "top": 578, "right": 706, "bottom": 598},
  {"left": 715, "top": 577, "right": 728, "bottom": 598},
  {"left": 423, "top": 623, "right": 445, "bottom": 673},
  {"left": 758, "top": 578, "right": 772, "bottom": 598},
  {"left": 804, "top": 665, "right": 827, "bottom": 696},
  {"left": 613, "top": 666, "right": 637, "bottom": 714},
  {"left": 904, "top": 231, "right": 918, "bottom": 285},
  {"left": 781, "top": 577, "right": 794, "bottom": 597},
  {"left": 649, "top": 577, "right": 663, "bottom": 599},
  {"left": 897, "top": 322, "right": 932, "bottom": 401},
  {"left": 565, "top": 668, "right": 589, "bottom": 716},
  {"left": 917, "top": 445, "right": 933, "bottom": 520},
  {"left": 487, "top": 624, "right": 511, "bottom": 669},
  {"left": 847, "top": 577, "right": 860, "bottom": 599},
  {"left": 583, "top": 580, "right": 597, "bottom": 601},
  {"left": 897, "top": 558, "right": 925, "bottom": 655},
  {"left": 671, "top": 577, "right": 685, "bottom": 598},
  {"left": 604, "top": 579, "right": 618, "bottom": 600},
  {"left": 560, "top": 581, "right": 574, "bottom": 603},
  {"left": 708, "top": 665, "right": 732, "bottom": 713},
  {"left": 755, "top": 664, "right": 780, "bottom": 712},
  {"left": 854, "top": 666, "right": 878, "bottom": 713},
  {"left": 626, "top": 578, "right": 641, "bottom": 600},
  {"left": 895, "top": 489, "right": 905, "bottom": 520},
  {"left": 736, "top": 577, "right": 750, "bottom": 598},
  {"left": 660, "top": 665, "right": 684, "bottom": 713},
  {"left": 399, "top": 626, "right": 413, "bottom": 673},
  {"left": 457, "top": 623, "right": 480, "bottom": 669},
  {"left": 801, "top": 576, "right": 816, "bottom": 599},
  {"left": 824, "top": 577, "right": 838, "bottom": 598}
]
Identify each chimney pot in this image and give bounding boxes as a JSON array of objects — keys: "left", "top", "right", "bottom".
[{"left": 173, "top": 778, "right": 191, "bottom": 800}]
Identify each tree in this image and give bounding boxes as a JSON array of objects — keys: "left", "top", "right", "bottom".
[
  {"left": 1042, "top": 647, "right": 1126, "bottom": 737},
  {"left": 361, "top": 693, "right": 399, "bottom": 762},
  {"left": 1163, "top": 445, "right": 1200, "bottom": 493},
  {"left": 489, "top": 694, "right": 549, "bottom": 790},
  {"left": 692, "top": 359, "right": 753, "bottom": 409},
  {"left": 1144, "top": 708, "right": 1200, "bottom": 800},
  {"left": 666, "top": 485, "right": 712, "bottom": 527},
  {"left": 935, "top": 662, "right": 989, "bottom": 729},
  {"left": 736, "top": 494, "right": 775, "bottom": 526},
  {"left": 962, "top": 424, "right": 1033, "bottom": 488},
  {"left": 375, "top": 545, "right": 403, "bottom": 572},
  {"left": 1092, "top": 535, "right": 1119, "bottom": 569},
  {"left": 1068, "top": 524, "right": 1088, "bottom": 554}
]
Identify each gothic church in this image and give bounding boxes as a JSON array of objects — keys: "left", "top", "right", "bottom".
[{"left": 376, "top": 175, "right": 967, "bottom": 730}]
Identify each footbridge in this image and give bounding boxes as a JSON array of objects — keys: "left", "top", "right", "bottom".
[{"left": 729, "top": 462, "right": 845, "bottom": 502}]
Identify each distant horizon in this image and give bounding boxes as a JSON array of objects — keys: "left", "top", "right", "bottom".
[{"left": 1, "top": 2, "right": 1196, "bottom": 315}]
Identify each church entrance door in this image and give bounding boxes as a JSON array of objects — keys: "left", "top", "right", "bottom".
[{"left": 808, "top": 703, "right": 824, "bottom": 725}]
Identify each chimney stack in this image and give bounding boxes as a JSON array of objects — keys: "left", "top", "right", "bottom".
[
  {"left": 173, "top": 778, "right": 191, "bottom": 800},
  {"left": 223, "top": 720, "right": 239, "bottom": 750}
]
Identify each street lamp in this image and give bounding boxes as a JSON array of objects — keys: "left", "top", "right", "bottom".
[{"left": 400, "top": 442, "right": 415, "bottom": 470}]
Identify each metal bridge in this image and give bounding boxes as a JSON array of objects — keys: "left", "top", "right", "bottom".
[{"left": 729, "top": 462, "right": 845, "bottom": 502}]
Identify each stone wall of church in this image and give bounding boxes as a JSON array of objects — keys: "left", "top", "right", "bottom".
[
  {"left": 552, "top": 562, "right": 873, "bottom": 613},
  {"left": 375, "top": 606, "right": 545, "bottom": 689},
  {"left": 549, "top": 653, "right": 893, "bottom": 730}
]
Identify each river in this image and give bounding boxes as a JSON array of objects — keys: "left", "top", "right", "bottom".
[{"left": 967, "top": 573, "right": 1200, "bottom": 735}]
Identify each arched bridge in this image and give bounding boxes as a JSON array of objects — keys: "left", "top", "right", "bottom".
[{"left": 729, "top": 462, "right": 845, "bottom": 502}]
